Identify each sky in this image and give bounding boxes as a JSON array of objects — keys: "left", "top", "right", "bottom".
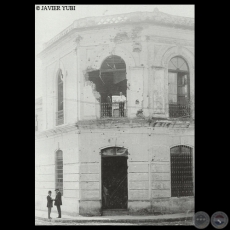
[{"left": 35, "top": 4, "right": 194, "bottom": 99}]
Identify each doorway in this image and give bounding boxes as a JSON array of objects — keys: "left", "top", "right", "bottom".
[{"left": 101, "top": 147, "right": 128, "bottom": 210}]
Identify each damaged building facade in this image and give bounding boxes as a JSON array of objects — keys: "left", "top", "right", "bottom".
[{"left": 35, "top": 9, "right": 194, "bottom": 216}]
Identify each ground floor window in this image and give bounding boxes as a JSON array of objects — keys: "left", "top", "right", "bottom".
[{"left": 170, "top": 145, "right": 193, "bottom": 197}]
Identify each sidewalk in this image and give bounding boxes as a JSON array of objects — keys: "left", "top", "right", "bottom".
[{"left": 35, "top": 209, "right": 194, "bottom": 224}]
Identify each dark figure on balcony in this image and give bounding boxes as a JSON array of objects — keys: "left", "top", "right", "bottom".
[
  {"left": 106, "top": 94, "right": 112, "bottom": 117},
  {"left": 103, "top": 185, "right": 109, "bottom": 208},
  {"left": 118, "top": 92, "right": 126, "bottom": 117}
]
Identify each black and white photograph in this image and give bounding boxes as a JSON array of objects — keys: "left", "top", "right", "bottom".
[{"left": 35, "top": 4, "right": 195, "bottom": 226}]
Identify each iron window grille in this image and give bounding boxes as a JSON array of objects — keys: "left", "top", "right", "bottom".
[
  {"left": 55, "top": 150, "right": 63, "bottom": 195},
  {"left": 101, "top": 101, "right": 127, "bottom": 118},
  {"left": 170, "top": 145, "right": 193, "bottom": 197}
]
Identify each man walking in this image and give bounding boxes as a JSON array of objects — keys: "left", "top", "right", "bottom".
[
  {"left": 54, "top": 188, "right": 62, "bottom": 218},
  {"left": 47, "top": 191, "right": 53, "bottom": 219}
]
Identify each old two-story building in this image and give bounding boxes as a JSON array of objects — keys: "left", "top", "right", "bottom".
[{"left": 35, "top": 8, "right": 194, "bottom": 216}]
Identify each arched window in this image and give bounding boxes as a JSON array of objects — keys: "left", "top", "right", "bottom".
[
  {"left": 55, "top": 150, "right": 63, "bottom": 195},
  {"left": 168, "top": 56, "right": 190, "bottom": 118},
  {"left": 56, "top": 69, "right": 64, "bottom": 125},
  {"left": 170, "top": 145, "right": 193, "bottom": 197},
  {"left": 88, "top": 55, "right": 127, "bottom": 118}
]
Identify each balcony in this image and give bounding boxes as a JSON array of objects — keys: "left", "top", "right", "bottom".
[
  {"left": 169, "top": 104, "right": 190, "bottom": 118},
  {"left": 101, "top": 102, "right": 127, "bottom": 118},
  {"left": 56, "top": 110, "right": 64, "bottom": 126}
]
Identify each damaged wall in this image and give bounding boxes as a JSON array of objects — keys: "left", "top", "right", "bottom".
[
  {"left": 35, "top": 124, "right": 194, "bottom": 216},
  {"left": 36, "top": 12, "right": 194, "bottom": 217},
  {"left": 76, "top": 125, "right": 194, "bottom": 215},
  {"left": 39, "top": 21, "right": 194, "bottom": 129}
]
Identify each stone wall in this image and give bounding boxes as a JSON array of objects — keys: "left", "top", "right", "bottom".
[
  {"left": 35, "top": 99, "right": 43, "bottom": 132},
  {"left": 39, "top": 22, "right": 194, "bottom": 131},
  {"left": 36, "top": 16, "right": 194, "bottom": 216},
  {"left": 35, "top": 130, "right": 80, "bottom": 216},
  {"left": 77, "top": 125, "right": 194, "bottom": 215}
]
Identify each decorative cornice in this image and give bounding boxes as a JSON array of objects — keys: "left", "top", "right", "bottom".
[
  {"left": 35, "top": 123, "right": 79, "bottom": 139},
  {"left": 152, "top": 120, "right": 192, "bottom": 128},
  {"left": 133, "top": 42, "right": 142, "bottom": 52},
  {"left": 112, "top": 32, "right": 129, "bottom": 43},
  {"left": 147, "top": 35, "right": 194, "bottom": 47},
  {"left": 35, "top": 119, "right": 193, "bottom": 139},
  {"left": 74, "top": 35, "right": 83, "bottom": 45},
  {"left": 39, "top": 10, "right": 194, "bottom": 56}
]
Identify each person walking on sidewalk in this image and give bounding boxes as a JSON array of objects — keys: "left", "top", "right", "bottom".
[
  {"left": 47, "top": 191, "right": 53, "bottom": 219},
  {"left": 54, "top": 188, "right": 62, "bottom": 218}
]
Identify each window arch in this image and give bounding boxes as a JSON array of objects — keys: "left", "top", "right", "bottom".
[
  {"left": 170, "top": 145, "right": 193, "bottom": 197},
  {"left": 168, "top": 56, "right": 190, "bottom": 118},
  {"left": 99, "top": 55, "right": 127, "bottom": 98},
  {"left": 56, "top": 69, "right": 64, "bottom": 125},
  {"left": 168, "top": 56, "right": 189, "bottom": 71},
  {"left": 100, "top": 55, "right": 126, "bottom": 71},
  {"left": 101, "top": 146, "right": 128, "bottom": 157},
  {"left": 88, "top": 55, "right": 127, "bottom": 118},
  {"left": 55, "top": 150, "right": 63, "bottom": 195}
]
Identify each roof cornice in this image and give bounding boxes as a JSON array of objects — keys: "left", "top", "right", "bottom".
[{"left": 37, "top": 9, "right": 194, "bottom": 58}]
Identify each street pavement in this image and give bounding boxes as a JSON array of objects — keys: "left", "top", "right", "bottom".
[
  {"left": 35, "top": 209, "right": 194, "bottom": 226},
  {"left": 35, "top": 218, "right": 193, "bottom": 225}
]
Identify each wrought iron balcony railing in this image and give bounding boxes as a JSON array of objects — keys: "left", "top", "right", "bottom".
[
  {"left": 101, "top": 102, "right": 127, "bottom": 118},
  {"left": 56, "top": 110, "right": 64, "bottom": 126},
  {"left": 169, "top": 104, "right": 190, "bottom": 118}
]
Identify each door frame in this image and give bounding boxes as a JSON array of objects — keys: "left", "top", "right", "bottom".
[{"left": 100, "top": 146, "right": 129, "bottom": 210}]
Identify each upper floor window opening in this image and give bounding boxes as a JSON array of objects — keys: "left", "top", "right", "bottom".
[
  {"left": 56, "top": 69, "right": 64, "bottom": 126},
  {"left": 168, "top": 56, "right": 190, "bottom": 118},
  {"left": 88, "top": 55, "right": 127, "bottom": 118}
]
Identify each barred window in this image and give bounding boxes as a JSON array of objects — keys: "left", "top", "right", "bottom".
[
  {"left": 55, "top": 150, "right": 63, "bottom": 195},
  {"left": 170, "top": 145, "right": 193, "bottom": 197}
]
